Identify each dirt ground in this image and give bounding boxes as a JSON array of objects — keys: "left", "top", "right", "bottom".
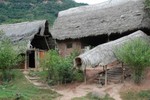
[
  {"left": 52, "top": 67, "right": 123, "bottom": 100},
  {"left": 25, "top": 67, "right": 150, "bottom": 100},
  {"left": 120, "top": 68, "right": 150, "bottom": 92},
  {"left": 53, "top": 82, "right": 123, "bottom": 100},
  {"left": 52, "top": 67, "right": 150, "bottom": 100}
]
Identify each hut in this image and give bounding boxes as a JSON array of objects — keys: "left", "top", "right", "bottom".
[
  {"left": 51, "top": 0, "right": 150, "bottom": 56},
  {"left": 0, "top": 20, "right": 55, "bottom": 69},
  {"left": 75, "top": 30, "right": 150, "bottom": 84},
  {"left": 75, "top": 30, "right": 150, "bottom": 68}
]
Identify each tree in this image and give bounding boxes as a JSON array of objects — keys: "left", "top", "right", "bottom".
[
  {"left": 0, "top": 33, "right": 22, "bottom": 82},
  {"left": 115, "top": 38, "right": 150, "bottom": 84}
]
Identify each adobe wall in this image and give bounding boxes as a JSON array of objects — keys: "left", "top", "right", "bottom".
[{"left": 56, "top": 39, "right": 82, "bottom": 56}]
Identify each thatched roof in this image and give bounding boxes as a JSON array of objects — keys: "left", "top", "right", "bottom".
[
  {"left": 51, "top": 0, "right": 150, "bottom": 40},
  {"left": 0, "top": 20, "right": 50, "bottom": 53},
  {"left": 75, "top": 30, "right": 150, "bottom": 68}
]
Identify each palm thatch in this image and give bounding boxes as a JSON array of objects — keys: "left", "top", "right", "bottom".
[
  {"left": 51, "top": 0, "right": 150, "bottom": 40},
  {"left": 0, "top": 20, "right": 50, "bottom": 53},
  {"left": 75, "top": 30, "right": 150, "bottom": 68}
]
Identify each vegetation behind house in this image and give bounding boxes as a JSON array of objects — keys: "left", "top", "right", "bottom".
[{"left": 0, "top": 0, "right": 86, "bottom": 25}]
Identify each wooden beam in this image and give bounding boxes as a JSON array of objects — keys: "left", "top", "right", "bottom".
[{"left": 44, "top": 37, "right": 50, "bottom": 49}]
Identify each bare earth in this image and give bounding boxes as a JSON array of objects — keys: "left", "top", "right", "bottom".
[
  {"left": 53, "top": 82, "right": 123, "bottom": 100},
  {"left": 52, "top": 67, "right": 123, "bottom": 100},
  {"left": 121, "top": 68, "right": 150, "bottom": 93},
  {"left": 24, "top": 68, "right": 150, "bottom": 100}
]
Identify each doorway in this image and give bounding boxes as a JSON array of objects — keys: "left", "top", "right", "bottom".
[{"left": 27, "top": 50, "right": 35, "bottom": 68}]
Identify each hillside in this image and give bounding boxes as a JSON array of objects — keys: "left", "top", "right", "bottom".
[{"left": 0, "top": 0, "right": 86, "bottom": 25}]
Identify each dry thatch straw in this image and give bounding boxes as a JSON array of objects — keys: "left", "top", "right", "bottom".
[
  {"left": 75, "top": 30, "right": 150, "bottom": 68},
  {"left": 51, "top": 0, "right": 150, "bottom": 40},
  {"left": 0, "top": 20, "right": 49, "bottom": 53}
]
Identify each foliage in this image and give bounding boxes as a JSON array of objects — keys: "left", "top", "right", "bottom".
[
  {"left": 121, "top": 90, "right": 150, "bottom": 100},
  {"left": 115, "top": 38, "right": 150, "bottom": 84},
  {"left": 0, "top": 34, "right": 22, "bottom": 82},
  {"left": 40, "top": 50, "right": 83, "bottom": 85},
  {"left": 73, "top": 70, "right": 84, "bottom": 82},
  {"left": 145, "top": 0, "right": 150, "bottom": 9},
  {"left": 0, "top": 0, "right": 87, "bottom": 25},
  {"left": 0, "top": 70, "right": 59, "bottom": 100},
  {"left": 144, "top": 0, "right": 150, "bottom": 16},
  {"left": 72, "top": 92, "right": 114, "bottom": 100}
]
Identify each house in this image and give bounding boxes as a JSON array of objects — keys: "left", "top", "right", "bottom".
[
  {"left": 51, "top": 0, "right": 150, "bottom": 56},
  {"left": 0, "top": 20, "right": 55, "bottom": 69}
]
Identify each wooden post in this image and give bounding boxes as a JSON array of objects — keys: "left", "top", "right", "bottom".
[
  {"left": 105, "top": 65, "right": 108, "bottom": 86},
  {"left": 122, "top": 62, "right": 125, "bottom": 83},
  {"left": 24, "top": 51, "right": 27, "bottom": 70},
  {"left": 44, "top": 36, "right": 50, "bottom": 49},
  {"left": 35, "top": 50, "right": 38, "bottom": 70},
  {"left": 37, "top": 49, "right": 39, "bottom": 68},
  {"left": 84, "top": 66, "right": 87, "bottom": 84}
]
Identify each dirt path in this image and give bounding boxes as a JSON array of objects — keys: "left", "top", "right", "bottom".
[
  {"left": 53, "top": 83, "right": 123, "bottom": 100},
  {"left": 23, "top": 71, "right": 50, "bottom": 89}
]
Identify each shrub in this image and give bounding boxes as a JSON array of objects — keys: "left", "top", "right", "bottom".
[
  {"left": 73, "top": 70, "right": 84, "bottom": 82},
  {"left": 40, "top": 50, "right": 83, "bottom": 85},
  {"left": 115, "top": 38, "right": 150, "bottom": 84}
]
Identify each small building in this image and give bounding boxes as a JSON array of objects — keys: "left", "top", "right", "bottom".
[
  {"left": 0, "top": 20, "right": 55, "bottom": 69},
  {"left": 51, "top": 0, "right": 150, "bottom": 56}
]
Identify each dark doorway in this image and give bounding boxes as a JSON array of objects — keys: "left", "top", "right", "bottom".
[{"left": 27, "top": 50, "right": 35, "bottom": 68}]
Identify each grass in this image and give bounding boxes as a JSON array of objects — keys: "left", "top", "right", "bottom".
[
  {"left": 72, "top": 92, "right": 114, "bottom": 100},
  {"left": 121, "top": 90, "right": 150, "bottom": 100},
  {"left": 0, "top": 70, "right": 59, "bottom": 100}
]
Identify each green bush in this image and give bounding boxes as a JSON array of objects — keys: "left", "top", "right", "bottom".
[
  {"left": 40, "top": 50, "right": 83, "bottom": 85},
  {"left": 115, "top": 38, "right": 150, "bottom": 84},
  {"left": 73, "top": 70, "right": 84, "bottom": 82},
  {"left": 0, "top": 35, "right": 22, "bottom": 82},
  {"left": 138, "top": 90, "right": 150, "bottom": 98}
]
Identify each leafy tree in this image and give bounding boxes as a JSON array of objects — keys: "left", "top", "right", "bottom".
[
  {"left": 0, "top": 33, "right": 22, "bottom": 82},
  {"left": 115, "top": 38, "right": 150, "bottom": 84}
]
